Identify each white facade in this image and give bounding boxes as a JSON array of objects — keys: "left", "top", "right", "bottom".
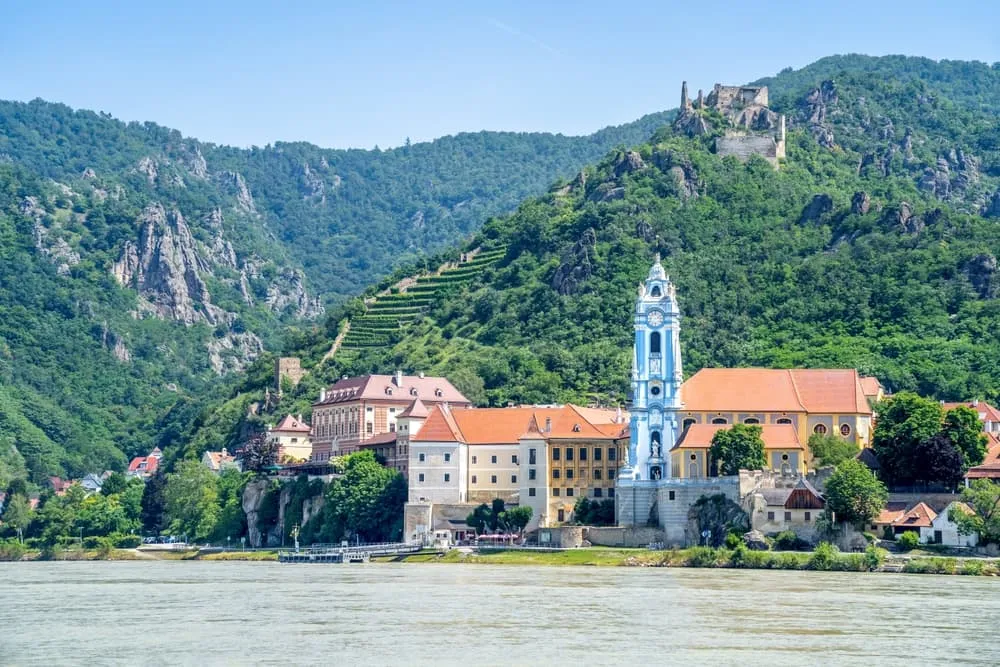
[
  {"left": 921, "top": 502, "right": 979, "bottom": 547},
  {"left": 409, "top": 441, "right": 466, "bottom": 503},
  {"left": 518, "top": 436, "right": 549, "bottom": 531}
]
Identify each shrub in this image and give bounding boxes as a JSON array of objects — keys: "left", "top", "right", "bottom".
[
  {"left": 960, "top": 559, "right": 985, "bottom": 576},
  {"left": 864, "top": 544, "right": 887, "bottom": 571},
  {"left": 112, "top": 534, "right": 142, "bottom": 548},
  {"left": 838, "top": 554, "right": 867, "bottom": 571},
  {"left": 862, "top": 532, "right": 877, "bottom": 543},
  {"left": 0, "top": 539, "right": 27, "bottom": 561},
  {"left": 774, "top": 552, "right": 807, "bottom": 570},
  {"left": 903, "top": 558, "right": 955, "bottom": 574},
  {"left": 686, "top": 547, "right": 719, "bottom": 568},
  {"left": 897, "top": 531, "right": 920, "bottom": 551},
  {"left": 83, "top": 536, "right": 103, "bottom": 549},
  {"left": 773, "top": 530, "right": 807, "bottom": 551},
  {"left": 724, "top": 532, "right": 743, "bottom": 549},
  {"left": 807, "top": 542, "right": 840, "bottom": 571}
]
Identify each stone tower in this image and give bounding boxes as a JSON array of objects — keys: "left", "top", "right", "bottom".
[
  {"left": 621, "top": 255, "right": 683, "bottom": 481},
  {"left": 275, "top": 357, "right": 305, "bottom": 395}
]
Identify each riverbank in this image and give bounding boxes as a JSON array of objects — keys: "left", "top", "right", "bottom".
[
  {"left": 387, "top": 545, "right": 1000, "bottom": 575},
  {"left": 0, "top": 547, "right": 280, "bottom": 562}
]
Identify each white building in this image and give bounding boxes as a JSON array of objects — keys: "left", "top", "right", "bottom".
[{"left": 921, "top": 501, "right": 978, "bottom": 547}]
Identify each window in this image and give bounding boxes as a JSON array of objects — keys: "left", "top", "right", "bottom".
[
  {"left": 389, "top": 407, "right": 396, "bottom": 413},
  {"left": 767, "top": 511, "right": 775, "bottom": 521},
  {"left": 608, "top": 488, "right": 615, "bottom": 498},
  {"left": 566, "top": 448, "right": 574, "bottom": 462},
  {"left": 566, "top": 488, "right": 574, "bottom": 497},
  {"left": 784, "top": 511, "right": 792, "bottom": 522},
  {"left": 813, "top": 423, "right": 828, "bottom": 435},
  {"left": 418, "top": 453, "right": 425, "bottom": 462},
  {"left": 528, "top": 488, "right": 536, "bottom": 497},
  {"left": 444, "top": 453, "right": 451, "bottom": 462},
  {"left": 579, "top": 448, "right": 587, "bottom": 461},
  {"left": 529, "top": 448, "right": 537, "bottom": 465},
  {"left": 366, "top": 407, "right": 373, "bottom": 413},
  {"left": 491, "top": 455, "right": 497, "bottom": 464},
  {"left": 683, "top": 418, "right": 696, "bottom": 429},
  {"left": 650, "top": 286, "right": 661, "bottom": 298},
  {"left": 566, "top": 469, "right": 574, "bottom": 480},
  {"left": 491, "top": 475, "right": 497, "bottom": 484},
  {"left": 553, "top": 448, "right": 561, "bottom": 461},
  {"left": 711, "top": 418, "right": 727, "bottom": 425},
  {"left": 552, "top": 469, "right": 560, "bottom": 479},
  {"left": 594, "top": 488, "right": 603, "bottom": 498},
  {"left": 608, "top": 469, "right": 616, "bottom": 479},
  {"left": 472, "top": 475, "right": 477, "bottom": 484},
  {"left": 511, "top": 475, "right": 517, "bottom": 484},
  {"left": 804, "top": 511, "right": 811, "bottom": 522},
  {"left": 668, "top": 490, "right": 675, "bottom": 501},
  {"left": 840, "top": 423, "right": 852, "bottom": 437},
  {"left": 291, "top": 438, "right": 298, "bottom": 443},
  {"left": 529, "top": 469, "right": 536, "bottom": 481},
  {"left": 418, "top": 473, "right": 425, "bottom": 482},
  {"left": 781, "top": 453, "right": 789, "bottom": 462},
  {"left": 690, "top": 453, "right": 697, "bottom": 461},
  {"left": 777, "top": 418, "right": 792, "bottom": 424},
  {"left": 608, "top": 448, "right": 616, "bottom": 461},
  {"left": 367, "top": 423, "right": 374, "bottom": 434},
  {"left": 594, "top": 448, "right": 602, "bottom": 462},
  {"left": 743, "top": 417, "right": 760, "bottom": 424},
  {"left": 472, "top": 456, "right": 477, "bottom": 464},
  {"left": 558, "top": 509, "right": 565, "bottom": 522},
  {"left": 389, "top": 423, "right": 396, "bottom": 432},
  {"left": 650, "top": 331, "right": 661, "bottom": 354},
  {"left": 650, "top": 385, "right": 661, "bottom": 397},
  {"left": 512, "top": 455, "right": 518, "bottom": 464},
  {"left": 553, "top": 488, "right": 560, "bottom": 497},
  {"left": 444, "top": 473, "right": 450, "bottom": 482},
  {"left": 593, "top": 469, "right": 602, "bottom": 481}
]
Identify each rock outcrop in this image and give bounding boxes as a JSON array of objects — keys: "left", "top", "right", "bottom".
[
  {"left": 208, "top": 331, "right": 264, "bottom": 375},
  {"left": 219, "top": 171, "right": 257, "bottom": 215},
  {"left": 136, "top": 157, "right": 158, "bottom": 185},
  {"left": 613, "top": 150, "right": 646, "bottom": 178},
  {"left": 800, "top": 194, "right": 834, "bottom": 223},
  {"left": 552, "top": 228, "right": 597, "bottom": 296},
  {"left": 983, "top": 190, "right": 1000, "bottom": 219},
  {"left": 265, "top": 268, "right": 325, "bottom": 319},
  {"left": 242, "top": 478, "right": 270, "bottom": 548},
  {"left": 966, "top": 253, "right": 998, "bottom": 299},
  {"left": 892, "top": 202, "right": 924, "bottom": 235},
  {"left": 804, "top": 80, "right": 838, "bottom": 149},
  {"left": 851, "top": 191, "right": 871, "bottom": 215}
]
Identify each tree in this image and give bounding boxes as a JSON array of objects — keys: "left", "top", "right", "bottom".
[
  {"left": 942, "top": 406, "right": 988, "bottom": 469},
  {"left": 709, "top": 424, "right": 766, "bottom": 475},
  {"left": 140, "top": 472, "right": 168, "bottom": 535},
  {"left": 490, "top": 498, "right": 506, "bottom": 532},
  {"left": 808, "top": 432, "right": 858, "bottom": 467},
  {"left": 1, "top": 494, "right": 34, "bottom": 542},
  {"left": 100, "top": 472, "right": 128, "bottom": 496},
  {"left": 500, "top": 506, "right": 532, "bottom": 534},
  {"left": 912, "top": 434, "right": 964, "bottom": 489},
  {"left": 317, "top": 451, "right": 407, "bottom": 544},
  {"left": 952, "top": 479, "right": 1000, "bottom": 544},
  {"left": 824, "top": 459, "right": 888, "bottom": 527},
  {"left": 164, "top": 460, "right": 220, "bottom": 541},
  {"left": 465, "top": 504, "right": 492, "bottom": 535},
  {"left": 238, "top": 432, "right": 279, "bottom": 473},
  {"left": 872, "top": 393, "right": 943, "bottom": 486}
]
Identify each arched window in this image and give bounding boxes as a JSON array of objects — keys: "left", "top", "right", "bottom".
[
  {"left": 840, "top": 423, "right": 852, "bottom": 437},
  {"left": 813, "top": 423, "right": 828, "bottom": 435},
  {"left": 712, "top": 418, "right": 728, "bottom": 425},
  {"left": 683, "top": 418, "right": 696, "bottom": 430},
  {"left": 651, "top": 286, "right": 661, "bottom": 298},
  {"left": 776, "top": 418, "right": 792, "bottom": 425},
  {"left": 743, "top": 418, "right": 760, "bottom": 424},
  {"left": 650, "top": 331, "right": 661, "bottom": 354}
]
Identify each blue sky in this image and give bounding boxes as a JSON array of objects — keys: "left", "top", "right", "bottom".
[{"left": 3, "top": 0, "right": 997, "bottom": 149}]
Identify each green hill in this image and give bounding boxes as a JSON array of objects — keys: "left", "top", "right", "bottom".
[{"left": 184, "top": 54, "right": 1000, "bottom": 455}]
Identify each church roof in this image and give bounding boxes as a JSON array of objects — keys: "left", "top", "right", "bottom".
[
  {"left": 681, "top": 368, "right": 871, "bottom": 415},
  {"left": 859, "top": 376, "right": 883, "bottom": 400},
  {"left": 672, "top": 423, "right": 802, "bottom": 451}
]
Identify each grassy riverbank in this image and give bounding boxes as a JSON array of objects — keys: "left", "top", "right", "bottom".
[{"left": 390, "top": 545, "right": 1000, "bottom": 576}]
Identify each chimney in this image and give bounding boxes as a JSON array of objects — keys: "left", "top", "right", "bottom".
[
  {"left": 221, "top": 448, "right": 228, "bottom": 457},
  {"left": 395, "top": 369, "right": 404, "bottom": 387},
  {"left": 319, "top": 388, "right": 326, "bottom": 402},
  {"left": 974, "top": 399, "right": 980, "bottom": 407},
  {"left": 297, "top": 414, "right": 303, "bottom": 423},
  {"left": 418, "top": 371, "right": 425, "bottom": 379},
  {"left": 544, "top": 417, "right": 552, "bottom": 433}
]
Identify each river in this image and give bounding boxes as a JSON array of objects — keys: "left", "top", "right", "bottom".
[{"left": 0, "top": 562, "right": 995, "bottom": 665}]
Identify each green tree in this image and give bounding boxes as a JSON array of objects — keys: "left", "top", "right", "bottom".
[
  {"left": 808, "top": 432, "right": 859, "bottom": 467},
  {"left": 489, "top": 498, "right": 506, "bottom": 531},
  {"left": 942, "top": 406, "right": 988, "bottom": 469},
  {"left": 164, "top": 460, "right": 220, "bottom": 541},
  {"left": 912, "top": 434, "right": 964, "bottom": 489},
  {"left": 824, "top": 459, "right": 888, "bottom": 527},
  {"left": 872, "top": 393, "right": 944, "bottom": 486},
  {"left": 321, "top": 451, "right": 406, "bottom": 543},
  {"left": 465, "top": 503, "right": 491, "bottom": 534},
  {"left": 952, "top": 479, "right": 1000, "bottom": 544},
  {"left": 709, "top": 424, "right": 766, "bottom": 475},
  {"left": 500, "top": 505, "right": 532, "bottom": 533},
  {"left": 212, "top": 468, "right": 250, "bottom": 543},
  {"left": 140, "top": 472, "right": 168, "bottom": 535},
  {"left": 1, "top": 494, "right": 34, "bottom": 542},
  {"left": 100, "top": 472, "right": 129, "bottom": 497}
]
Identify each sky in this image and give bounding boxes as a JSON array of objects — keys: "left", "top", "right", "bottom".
[{"left": 2, "top": 0, "right": 998, "bottom": 150}]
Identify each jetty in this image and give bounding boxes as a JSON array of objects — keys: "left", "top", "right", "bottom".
[{"left": 278, "top": 541, "right": 422, "bottom": 563}]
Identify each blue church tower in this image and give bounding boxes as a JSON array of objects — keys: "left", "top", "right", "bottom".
[{"left": 623, "top": 254, "right": 683, "bottom": 481}]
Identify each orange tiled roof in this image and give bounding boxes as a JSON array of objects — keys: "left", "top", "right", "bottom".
[
  {"left": 412, "top": 405, "right": 464, "bottom": 442},
  {"left": 413, "top": 404, "right": 627, "bottom": 444},
  {"left": 398, "top": 397, "right": 430, "bottom": 419},
  {"left": 672, "top": 423, "right": 802, "bottom": 451},
  {"left": 359, "top": 432, "right": 398, "bottom": 447},
  {"left": 859, "top": 376, "right": 882, "bottom": 398},
  {"left": 681, "top": 368, "right": 871, "bottom": 415},
  {"left": 894, "top": 502, "right": 937, "bottom": 528},
  {"left": 272, "top": 414, "right": 311, "bottom": 433},
  {"left": 874, "top": 502, "right": 909, "bottom": 525},
  {"left": 941, "top": 401, "right": 1000, "bottom": 423}
]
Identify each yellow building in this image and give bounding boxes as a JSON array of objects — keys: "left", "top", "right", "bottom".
[
  {"left": 669, "top": 368, "right": 873, "bottom": 477},
  {"left": 267, "top": 414, "right": 313, "bottom": 463}
]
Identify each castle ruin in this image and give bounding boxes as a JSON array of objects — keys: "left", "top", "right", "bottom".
[
  {"left": 675, "top": 81, "right": 786, "bottom": 167},
  {"left": 275, "top": 356, "right": 305, "bottom": 395}
]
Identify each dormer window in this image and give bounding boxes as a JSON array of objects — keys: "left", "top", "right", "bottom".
[
  {"left": 434, "top": 388, "right": 443, "bottom": 397},
  {"left": 572, "top": 424, "right": 581, "bottom": 432},
  {"left": 410, "top": 388, "right": 418, "bottom": 396},
  {"left": 385, "top": 387, "right": 393, "bottom": 395}
]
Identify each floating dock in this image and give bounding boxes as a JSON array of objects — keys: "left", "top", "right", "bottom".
[{"left": 279, "top": 549, "right": 371, "bottom": 564}]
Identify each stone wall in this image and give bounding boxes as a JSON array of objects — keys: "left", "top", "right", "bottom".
[
  {"left": 537, "top": 526, "right": 586, "bottom": 548},
  {"left": 657, "top": 478, "right": 740, "bottom": 545},
  {"left": 586, "top": 526, "right": 666, "bottom": 548},
  {"left": 716, "top": 134, "right": 780, "bottom": 164}
]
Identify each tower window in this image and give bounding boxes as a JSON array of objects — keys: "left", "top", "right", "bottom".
[
  {"left": 651, "top": 286, "right": 661, "bottom": 297},
  {"left": 650, "top": 331, "right": 661, "bottom": 354}
]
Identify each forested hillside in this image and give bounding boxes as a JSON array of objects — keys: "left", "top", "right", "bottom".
[
  {"left": 0, "top": 99, "right": 673, "bottom": 486},
  {"left": 185, "top": 55, "right": 1000, "bottom": 455}
]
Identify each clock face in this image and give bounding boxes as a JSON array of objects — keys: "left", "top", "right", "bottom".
[{"left": 647, "top": 310, "right": 664, "bottom": 327}]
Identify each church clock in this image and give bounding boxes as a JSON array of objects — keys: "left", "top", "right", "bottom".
[{"left": 647, "top": 310, "right": 664, "bottom": 327}]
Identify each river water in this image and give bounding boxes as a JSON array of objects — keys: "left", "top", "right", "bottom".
[{"left": 0, "top": 561, "right": 995, "bottom": 666}]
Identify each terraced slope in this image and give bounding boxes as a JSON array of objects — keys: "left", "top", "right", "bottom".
[{"left": 339, "top": 247, "right": 507, "bottom": 352}]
